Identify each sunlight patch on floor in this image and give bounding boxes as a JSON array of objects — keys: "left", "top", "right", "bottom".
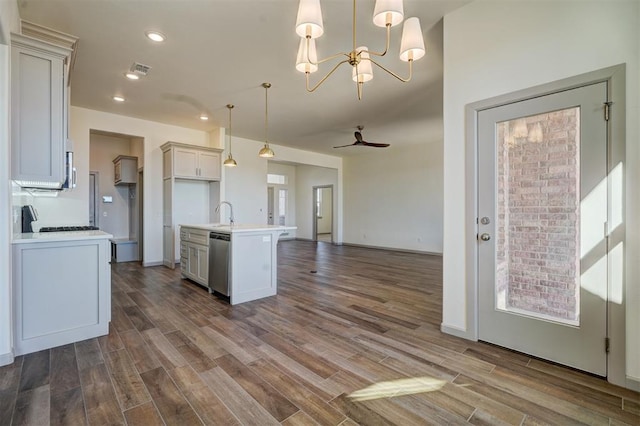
[{"left": 348, "top": 377, "right": 446, "bottom": 401}]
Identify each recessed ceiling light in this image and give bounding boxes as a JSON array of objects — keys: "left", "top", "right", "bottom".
[
  {"left": 199, "top": 114, "right": 209, "bottom": 121},
  {"left": 145, "top": 31, "right": 165, "bottom": 42},
  {"left": 124, "top": 72, "right": 139, "bottom": 80},
  {"left": 113, "top": 96, "right": 125, "bottom": 102}
]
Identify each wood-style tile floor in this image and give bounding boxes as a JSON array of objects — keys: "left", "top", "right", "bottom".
[{"left": 1, "top": 240, "right": 638, "bottom": 425}]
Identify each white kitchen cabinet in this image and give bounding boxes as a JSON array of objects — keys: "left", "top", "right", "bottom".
[
  {"left": 163, "top": 142, "right": 222, "bottom": 181},
  {"left": 11, "top": 33, "right": 72, "bottom": 188},
  {"left": 12, "top": 233, "right": 112, "bottom": 356},
  {"left": 113, "top": 155, "right": 138, "bottom": 185},
  {"left": 180, "top": 226, "right": 210, "bottom": 288},
  {"left": 161, "top": 142, "right": 222, "bottom": 268}
]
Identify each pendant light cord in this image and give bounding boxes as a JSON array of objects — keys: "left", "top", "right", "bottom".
[{"left": 264, "top": 83, "right": 269, "bottom": 145}]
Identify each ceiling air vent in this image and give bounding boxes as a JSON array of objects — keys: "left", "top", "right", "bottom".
[{"left": 129, "top": 62, "right": 151, "bottom": 77}]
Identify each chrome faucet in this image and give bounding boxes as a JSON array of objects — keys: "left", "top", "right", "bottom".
[{"left": 215, "top": 201, "right": 234, "bottom": 225}]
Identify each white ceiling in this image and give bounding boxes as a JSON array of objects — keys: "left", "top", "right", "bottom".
[{"left": 17, "top": 0, "right": 471, "bottom": 156}]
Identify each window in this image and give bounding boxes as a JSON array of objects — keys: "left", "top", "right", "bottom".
[
  {"left": 267, "top": 173, "right": 287, "bottom": 185},
  {"left": 278, "top": 189, "right": 287, "bottom": 225}
]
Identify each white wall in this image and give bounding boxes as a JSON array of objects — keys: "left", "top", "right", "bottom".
[
  {"left": 69, "top": 107, "right": 210, "bottom": 265},
  {"left": 295, "top": 165, "right": 339, "bottom": 240},
  {"left": 0, "top": 0, "right": 21, "bottom": 366},
  {"left": 222, "top": 137, "right": 269, "bottom": 224},
  {"left": 343, "top": 143, "right": 443, "bottom": 253},
  {"left": 443, "top": 0, "right": 639, "bottom": 385}
]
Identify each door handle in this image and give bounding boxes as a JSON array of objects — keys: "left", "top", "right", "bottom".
[{"left": 479, "top": 233, "right": 491, "bottom": 241}]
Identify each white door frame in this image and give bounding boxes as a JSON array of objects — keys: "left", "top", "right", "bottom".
[
  {"left": 463, "top": 65, "right": 626, "bottom": 386},
  {"left": 89, "top": 171, "right": 99, "bottom": 228},
  {"left": 312, "top": 185, "right": 334, "bottom": 242}
]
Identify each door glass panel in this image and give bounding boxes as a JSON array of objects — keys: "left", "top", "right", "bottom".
[{"left": 495, "top": 107, "right": 580, "bottom": 325}]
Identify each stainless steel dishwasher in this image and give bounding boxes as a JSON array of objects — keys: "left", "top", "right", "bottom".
[{"left": 208, "top": 232, "right": 230, "bottom": 296}]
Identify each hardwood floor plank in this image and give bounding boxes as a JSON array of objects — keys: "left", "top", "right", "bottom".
[
  {"left": 281, "top": 410, "right": 320, "bottom": 426},
  {"left": 250, "top": 358, "right": 347, "bottom": 425},
  {"left": 18, "top": 350, "right": 49, "bottom": 392},
  {"left": 164, "top": 330, "right": 218, "bottom": 372},
  {"left": 12, "top": 384, "right": 50, "bottom": 426},
  {"left": 201, "top": 367, "right": 281, "bottom": 426},
  {"left": 142, "top": 328, "right": 189, "bottom": 369},
  {"left": 201, "top": 324, "right": 259, "bottom": 365},
  {"left": 118, "top": 329, "right": 162, "bottom": 374},
  {"left": 259, "top": 332, "right": 339, "bottom": 379},
  {"left": 50, "top": 343, "right": 80, "bottom": 393},
  {"left": 123, "top": 305, "right": 156, "bottom": 332},
  {"left": 167, "top": 365, "right": 240, "bottom": 426},
  {"left": 139, "top": 366, "right": 204, "bottom": 425},
  {"left": 0, "top": 355, "right": 23, "bottom": 425},
  {"left": 216, "top": 353, "right": 300, "bottom": 421},
  {"left": 80, "top": 363, "right": 125, "bottom": 425},
  {"left": 122, "top": 402, "right": 164, "bottom": 426},
  {"left": 75, "top": 339, "right": 104, "bottom": 371},
  {"left": 103, "top": 349, "right": 151, "bottom": 410},
  {"left": 50, "top": 385, "right": 87, "bottom": 426},
  {"left": 98, "top": 323, "right": 124, "bottom": 354}
]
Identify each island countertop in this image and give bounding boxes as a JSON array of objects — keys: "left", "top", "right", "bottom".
[
  {"left": 12, "top": 230, "right": 114, "bottom": 244},
  {"left": 179, "top": 224, "right": 296, "bottom": 234}
]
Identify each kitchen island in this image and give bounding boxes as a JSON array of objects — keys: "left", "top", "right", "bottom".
[
  {"left": 12, "top": 230, "right": 112, "bottom": 356},
  {"left": 179, "top": 224, "right": 295, "bottom": 305}
]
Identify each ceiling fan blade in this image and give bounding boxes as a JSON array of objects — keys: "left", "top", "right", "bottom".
[
  {"left": 362, "top": 142, "right": 390, "bottom": 148},
  {"left": 333, "top": 143, "right": 356, "bottom": 148}
]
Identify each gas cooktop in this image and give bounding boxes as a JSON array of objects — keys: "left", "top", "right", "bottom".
[{"left": 39, "top": 226, "right": 100, "bottom": 233}]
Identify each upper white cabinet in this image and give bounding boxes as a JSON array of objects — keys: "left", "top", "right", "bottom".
[
  {"left": 162, "top": 142, "right": 222, "bottom": 181},
  {"left": 113, "top": 155, "right": 138, "bottom": 185},
  {"left": 11, "top": 33, "right": 72, "bottom": 188}
]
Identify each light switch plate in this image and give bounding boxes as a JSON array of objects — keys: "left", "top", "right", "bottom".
[{"left": 102, "top": 196, "right": 113, "bottom": 203}]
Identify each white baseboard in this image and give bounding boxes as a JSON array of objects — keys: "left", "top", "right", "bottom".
[
  {"left": 142, "top": 261, "right": 164, "bottom": 267},
  {"left": 626, "top": 376, "right": 640, "bottom": 391},
  {"left": 342, "top": 242, "right": 443, "bottom": 256},
  {"left": 441, "top": 323, "right": 475, "bottom": 341},
  {"left": 0, "top": 350, "right": 15, "bottom": 367}
]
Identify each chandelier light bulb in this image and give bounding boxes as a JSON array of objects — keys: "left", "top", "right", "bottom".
[{"left": 373, "top": 0, "right": 404, "bottom": 27}]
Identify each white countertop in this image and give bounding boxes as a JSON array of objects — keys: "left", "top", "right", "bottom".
[
  {"left": 180, "top": 223, "right": 297, "bottom": 234},
  {"left": 12, "top": 230, "right": 114, "bottom": 244}
]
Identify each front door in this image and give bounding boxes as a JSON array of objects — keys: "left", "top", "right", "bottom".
[{"left": 478, "top": 82, "right": 609, "bottom": 376}]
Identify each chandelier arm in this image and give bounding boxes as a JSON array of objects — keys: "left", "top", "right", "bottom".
[
  {"left": 369, "top": 57, "right": 414, "bottom": 83},
  {"left": 305, "top": 37, "right": 350, "bottom": 65},
  {"left": 362, "top": 24, "right": 391, "bottom": 58},
  {"left": 305, "top": 59, "right": 350, "bottom": 93}
]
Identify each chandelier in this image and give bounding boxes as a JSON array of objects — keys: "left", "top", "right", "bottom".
[{"left": 295, "top": 0, "right": 426, "bottom": 100}]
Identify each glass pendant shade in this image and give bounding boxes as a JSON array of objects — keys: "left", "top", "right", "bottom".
[
  {"left": 372, "top": 0, "right": 404, "bottom": 27},
  {"left": 352, "top": 47, "right": 373, "bottom": 83},
  {"left": 295, "top": 0, "right": 324, "bottom": 39},
  {"left": 296, "top": 38, "right": 318, "bottom": 73},
  {"left": 399, "top": 17, "right": 425, "bottom": 62}
]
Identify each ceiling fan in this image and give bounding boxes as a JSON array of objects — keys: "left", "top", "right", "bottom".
[{"left": 333, "top": 126, "right": 390, "bottom": 149}]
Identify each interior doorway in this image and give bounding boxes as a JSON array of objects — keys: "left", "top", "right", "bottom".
[
  {"left": 312, "top": 185, "right": 333, "bottom": 243},
  {"left": 137, "top": 169, "right": 144, "bottom": 263},
  {"left": 89, "top": 171, "right": 99, "bottom": 228}
]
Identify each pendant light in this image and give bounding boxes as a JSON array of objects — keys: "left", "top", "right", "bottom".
[
  {"left": 223, "top": 104, "right": 237, "bottom": 167},
  {"left": 258, "top": 82, "right": 275, "bottom": 158}
]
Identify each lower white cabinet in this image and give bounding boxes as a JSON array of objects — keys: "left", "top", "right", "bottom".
[
  {"left": 180, "top": 226, "right": 210, "bottom": 288},
  {"left": 12, "top": 235, "right": 111, "bottom": 356}
]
